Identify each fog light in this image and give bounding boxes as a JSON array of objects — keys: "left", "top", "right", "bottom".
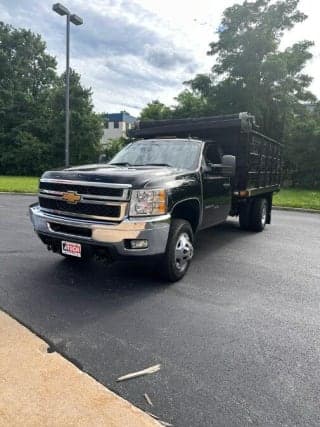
[{"left": 130, "top": 239, "right": 148, "bottom": 249}]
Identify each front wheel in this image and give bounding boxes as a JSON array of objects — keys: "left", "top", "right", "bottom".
[
  {"left": 161, "top": 219, "right": 194, "bottom": 282},
  {"left": 238, "top": 198, "right": 268, "bottom": 232}
]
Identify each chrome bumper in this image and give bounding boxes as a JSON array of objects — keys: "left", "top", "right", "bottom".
[{"left": 29, "top": 204, "right": 170, "bottom": 256}]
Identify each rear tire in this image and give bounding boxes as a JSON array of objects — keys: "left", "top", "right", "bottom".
[
  {"left": 239, "top": 204, "right": 251, "bottom": 230},
  {"left": 161, "top": 219, "right": 194, "bottom": 282},
  {"left": 249, "top": 198, "right": 268, "bottom": 232}
]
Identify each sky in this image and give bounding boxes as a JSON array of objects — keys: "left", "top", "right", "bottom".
[{"left": 1, "top": 0, "right": 319, "bottom": 116}]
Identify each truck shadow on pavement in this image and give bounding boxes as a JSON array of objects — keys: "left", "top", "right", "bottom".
[
  {"left": 194, "top": 218, "right": 256, "bottom": 258},
  {"left": 1, "top": 217, "right": 256, "bottom": 337},
  {"left": 39, "top": 218, "right": 252, "bottom": 293}
]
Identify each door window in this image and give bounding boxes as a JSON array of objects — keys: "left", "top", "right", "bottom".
[{"left": 204, "top": 144, "right": 221, "bottom": 165}]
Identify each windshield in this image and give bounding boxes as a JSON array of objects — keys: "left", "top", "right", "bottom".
[{"left": 109, "top": 139, "right": 201, "bottom": 170}]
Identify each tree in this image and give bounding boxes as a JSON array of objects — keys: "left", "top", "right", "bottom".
[
  {"left": 0, "top": 132, "right": 50, "bottom": 176},
  {"left": 139, "top": 94, "right": 212, "bottom": 121},
  {"left": 139, "top": 100, "right": 172, "bottom": 120},
  {"left": 188, "top": 0, "right": 315, "bottom": 139},
  {"left": 0, "top": 22, "right": 56, "bottom": 174},
  {"left": 139, "top": 0, "right": 316, "bottom": 138},
  {"left": 285, "top": 105, "right": 320, "bottom": 187},
  {"left": 48, "top": 70, "right": 103, "bottom": 167},
  {"left": 0, "top": 22, "right": 103, "bottom": 174},
  {"left": 172, "top": 89, "right": 212, "bottom": 118},
  {"left": 104, "top": 137, "right": 128, "bottom": 161},
  {"left": 137, "top": 1, "right": 319, "bottom": 187}
]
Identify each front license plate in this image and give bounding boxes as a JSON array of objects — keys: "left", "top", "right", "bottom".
[{"left": 61, "top": 241, "right": 81, "bottom": 258}]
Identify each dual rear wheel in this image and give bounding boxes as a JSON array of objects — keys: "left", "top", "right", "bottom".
[{"left": 239, "top": 197, "right": 268, "bottom": 232}]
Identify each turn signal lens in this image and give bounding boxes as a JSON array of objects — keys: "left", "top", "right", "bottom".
[{"left": 155, "top": 189, "right": 166, "bottom": 214}]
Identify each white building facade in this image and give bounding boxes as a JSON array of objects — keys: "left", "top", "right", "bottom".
[{"left": 101, "top": 111, "right": 136, "bottom": 146}]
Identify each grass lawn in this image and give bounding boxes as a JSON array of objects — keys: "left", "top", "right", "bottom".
[
  {"left": 273, "top": 188, "right": 320, "bottom": 210},
  {"left": 0, "top": 176, "right": 39, "bottom": 193}
]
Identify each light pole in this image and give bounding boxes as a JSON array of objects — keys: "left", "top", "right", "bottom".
[{"left": 52, "top": 3, "right": 83, "bottom": 168}]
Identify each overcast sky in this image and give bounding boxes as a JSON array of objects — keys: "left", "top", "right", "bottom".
[{"left": 1, "top": 0, "right": 319, "bottom": 116}]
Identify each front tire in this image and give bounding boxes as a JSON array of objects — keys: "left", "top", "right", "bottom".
[{"left": 161, "top": 219, "right": 194, "bottom": 282}]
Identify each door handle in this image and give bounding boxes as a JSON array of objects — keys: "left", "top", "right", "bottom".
[{"left": 223, "top": 183, "right": 231, "bottom": 189}]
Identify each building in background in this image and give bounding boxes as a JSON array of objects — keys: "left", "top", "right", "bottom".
[{"left": 101, "top": 111, "right": 136, "bottom": 146}]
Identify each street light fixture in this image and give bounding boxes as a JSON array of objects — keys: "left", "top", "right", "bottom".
[
  {"left": 70, "top": 14, "right": 83, "bottom": 25},
  {"left": 52, "top": 3, "right": 83, "bottom": 168},
  {"left": 52, "top": 3, "right": 69, "bottom": 15}
]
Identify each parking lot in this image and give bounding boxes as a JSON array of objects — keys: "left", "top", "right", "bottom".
[{"left": 1, "top": 194, "right": 320, "bottom": 426}]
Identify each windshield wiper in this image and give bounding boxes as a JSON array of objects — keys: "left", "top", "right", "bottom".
[
  {"left": 135, "top": 163, "right": 172, "bottom": 167},
  {"left": 109, "top": 162, "right": 132, "bottom": 166}
]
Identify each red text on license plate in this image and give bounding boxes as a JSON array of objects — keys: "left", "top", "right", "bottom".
[{"left": 61, "top": 241, "right": 81, "bottom": 258}]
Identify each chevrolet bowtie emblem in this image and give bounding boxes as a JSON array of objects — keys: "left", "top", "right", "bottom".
[{"left": 61, "top": 191, "right": 81, "bottom": 204}]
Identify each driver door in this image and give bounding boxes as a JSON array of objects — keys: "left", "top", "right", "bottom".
[{"left": 201, "top": 143, "right": 232, "bottom": 229}]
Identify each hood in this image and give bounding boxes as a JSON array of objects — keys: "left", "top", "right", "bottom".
[{"left": 41, "top": 163, "right": 193, "bottom": 189}]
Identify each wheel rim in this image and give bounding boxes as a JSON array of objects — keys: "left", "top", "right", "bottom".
[
  {"left": 261, "top": 203, "right": 267, "bottom": 226},
  {"left": 175, "top": 232, "right": 194, "bottom": 272}
]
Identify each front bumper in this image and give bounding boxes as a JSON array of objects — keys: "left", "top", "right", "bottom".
[{"left": 29, "top": 204, "right": 170, "bottom": 257}]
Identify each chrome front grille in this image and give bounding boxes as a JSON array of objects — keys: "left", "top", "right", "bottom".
[{"left": 39, "top": 179, "right": 130, "bottom": 221}]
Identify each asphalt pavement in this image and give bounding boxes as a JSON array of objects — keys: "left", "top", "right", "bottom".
[{"left": 1, "top": 194, "right": 320, "bottom": 426}]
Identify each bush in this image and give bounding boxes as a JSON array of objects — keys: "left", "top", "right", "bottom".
[{"left": 0, "top": 132, "right": 49, "bottom": 176}]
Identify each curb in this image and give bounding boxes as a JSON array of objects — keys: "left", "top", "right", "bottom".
[
  {"left": 273, "top": 206, "right": 320, "bottom": 214},
  {"left": 0, "top": 310, "right": 161, "bottom": 427}
]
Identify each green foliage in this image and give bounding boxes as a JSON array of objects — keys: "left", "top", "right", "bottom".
[
  {"left": 0, "top": 22, "right": 56, "bottom": 175},
  {"left": 172, "top": 90, "right": 212, "bottom": 118},
  {"left": 48, "top": 70, "right": 102, "bottom": 167},
  {"left": 0, "top": 22, "right": 103, "bottom": 175},
  {"left": 0, "top": 131, "right": 49, "bottom": 176},
  {"left": 139, "top": 100, "right": 173, "bottom": 120},
  {"left": 139, "top": 93, "right": 212, "bottom": 121},
  {"left": 104, "top": 137, "right": 128, "bottom": 161},
  {"left": 140, "top": 0, "right": 315, "bottom": 136},
  {"left": 285, "top": 105, "right": 320, "bottom": 187},
  {"left": 198, "top": 0, "right": 318, "bottom": 184},
  {"left": 197, "top": 0, "right": 315, "bottom": 139}
]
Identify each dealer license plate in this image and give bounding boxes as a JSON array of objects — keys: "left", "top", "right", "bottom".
[{"left": 61, "top": 241, "right": 81, "bottom": 258}]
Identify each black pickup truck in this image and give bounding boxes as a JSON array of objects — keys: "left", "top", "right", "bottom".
[{"left": 30, "top": 113, "right": 281, "bottom": 281}]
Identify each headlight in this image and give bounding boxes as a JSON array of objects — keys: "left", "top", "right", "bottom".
[{"left": 129, "top": 189, "right": 167, "bottom": 216}]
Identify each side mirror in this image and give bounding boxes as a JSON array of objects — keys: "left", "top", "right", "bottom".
[
  {"left": 221, "top": 155, "right": 236, "bottom": 177},
  {"left": 99, "top": 154, "right": 107, "bottom": 164}
]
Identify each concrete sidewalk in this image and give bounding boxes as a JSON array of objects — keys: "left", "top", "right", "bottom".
[{"left": 0, "top": 310, "right": 160, "bottom": 427}]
